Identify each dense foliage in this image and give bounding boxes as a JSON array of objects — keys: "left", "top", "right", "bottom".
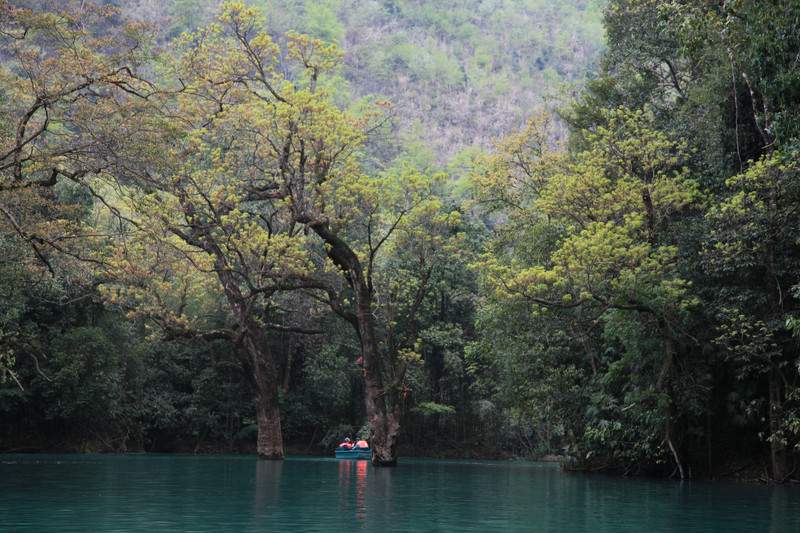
[
  {"left": 470, "top": 0, "right": 800, "bottom": 481},
  {"left": 1, "top": 0, "right": 799, "bottom": 481}
]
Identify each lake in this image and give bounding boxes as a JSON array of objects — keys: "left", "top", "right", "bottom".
[{"left": 1, "top": 454, "right": 797, "bottom": 532}]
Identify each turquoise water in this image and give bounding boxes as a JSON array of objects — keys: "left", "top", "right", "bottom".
[{"left": 1, "top": 454, "right": 798, "bottom": 532}]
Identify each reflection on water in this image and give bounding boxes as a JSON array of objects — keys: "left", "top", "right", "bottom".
[
  {"left": 254, "top": 460, "right": 282, "bottom": 509},
  {"left": 338, "top": 460, "right": 368, "bottom": 524},
  {"left": 1, "top": 455, "right": 799, "bottom": 532}
]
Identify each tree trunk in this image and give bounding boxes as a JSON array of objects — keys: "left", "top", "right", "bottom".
[
  {"left": 768, "top": 367, "right": 788, "bottom": 481},
  {"left": 659, "top": 334, "right": 685, "bottom": 479},
  {"left": 354, "top": 267, "right": 400, "bottom": 466},
  {"left": 243, "top": 326, "right": 284, "bottom": 460},
  {"left": 215, "top": 259, "right": 284, "bottom": 460},
  {"left": 312, "top": 223, "right": 401, "bottom": 466},
  {"left": 763, "top": 185, "right": 788, "bottom": 481}
]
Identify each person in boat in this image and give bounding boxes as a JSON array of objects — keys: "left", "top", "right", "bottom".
[
  {"left": 355, "top": 438, "right": 368, "bottom": 448},
  {"left": 338, "top": 437, "right": 353, "bottom": 449}
]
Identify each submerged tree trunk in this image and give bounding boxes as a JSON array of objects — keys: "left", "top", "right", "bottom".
[
  {"left": 359, "top": 324, "right": 400, "bottom": 466},
  {"left": 349, "top": 258, "right": 401, "bottom": 466},
  {"left": 215, "top": 260, "right": 284, "bottom": 460},
  {"left": 312, "top": 223, "right": 401, "bottom": 466},
  {"left": 357, "top": 312, "right": 401, "bottom": 465},
  {"left": 243, "top": 326, "right": 284, "bottom": 460}
]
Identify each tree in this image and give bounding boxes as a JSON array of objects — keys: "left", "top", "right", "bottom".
[
  {"left": 356, "top": 180, "right": 470, "bottom": 461},
  {"left": 92, "top": 3, "right": 351, "bottom": 459},
  {"left": 289, "top": 164, "right": 461, "bottom": 465},
  {"left": 0, "top": 1, "right": 157, "bottom": 383},
  {"left": 703, "top": 155, "right": 800, "bottom": 481},
  {"left": 472, "top": 107, "right": 704, "bottom": 477},
  {"left": 661, "top": 0, "right": 800, "bottom": 480}
]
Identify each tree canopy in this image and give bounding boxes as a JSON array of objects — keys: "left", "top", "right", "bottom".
[{"left": 2, "top": 0, "right": 800, "bottom": 482}]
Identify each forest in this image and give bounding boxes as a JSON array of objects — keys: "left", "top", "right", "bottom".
[{"left": 1, "top": 0, "right": 799, "bottom": 481}]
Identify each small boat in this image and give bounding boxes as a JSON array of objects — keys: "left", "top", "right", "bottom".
[{"left": 335, "top": 446, "right": 371, "bottom": 459}]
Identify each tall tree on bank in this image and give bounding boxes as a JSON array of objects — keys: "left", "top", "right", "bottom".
[
  {"left": 0, "top": 1, "right": 156, "bottom": 382},
  {"left": 589, "top": 0, "right": 800, "bottom": 480},
  {"left": 703, "top": 156, "right": 800, "bottom": 481},
  {"left": 472, "top": 108, "right": 703, "bottom": 477},
  {"left": 667, "top": 0, "right": 800, "bottom": 481},
  {"left": 553, "top": 0, "right": 800, "bottom": 480}
]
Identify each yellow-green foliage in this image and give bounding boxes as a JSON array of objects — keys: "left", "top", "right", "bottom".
[
  {"left": 87, "top": 2, "right": 424, "bottom": 342},
  {"left": 472, "top": 107, "right": 703, "bottom": 317}
]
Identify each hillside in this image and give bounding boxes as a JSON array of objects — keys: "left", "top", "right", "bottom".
[{"left": 88, "top": 0, "right": 606, "bottom": 170}]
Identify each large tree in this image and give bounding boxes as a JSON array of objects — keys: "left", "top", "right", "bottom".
[
  {"left": 92, "top": 3, "right": 352, "bottom": 460},
  {"left": 299, "top": 170, "right": 465, "bottom": 465},
  {"left": 0, "top": 1, "right": 157, "bottom": 383},
  {"left": 472, "top": 108, "right": 704, "bottom": 477},
  {"left": 94, "top": 2, "right": 463, "bottom": 465}
]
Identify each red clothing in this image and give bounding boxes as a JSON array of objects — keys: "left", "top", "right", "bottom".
[
  {"left": 355, "top": 439, "right": 368, "bottom": 448},
  {"left": 338, "top": 441, "right": 353, "bottom": 448}
]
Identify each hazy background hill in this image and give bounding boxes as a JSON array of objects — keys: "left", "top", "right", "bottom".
[{"left": 22, "top": 0, "right": 605, "bottom": 173}]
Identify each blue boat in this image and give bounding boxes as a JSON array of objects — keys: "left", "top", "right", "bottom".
[{"left": 335, "top": 446, "right": 371, "bottom": 459}]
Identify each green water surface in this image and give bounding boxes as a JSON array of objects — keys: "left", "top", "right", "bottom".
[{"left": 1, "top": 454, "right": 797, "bottom": 532}]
